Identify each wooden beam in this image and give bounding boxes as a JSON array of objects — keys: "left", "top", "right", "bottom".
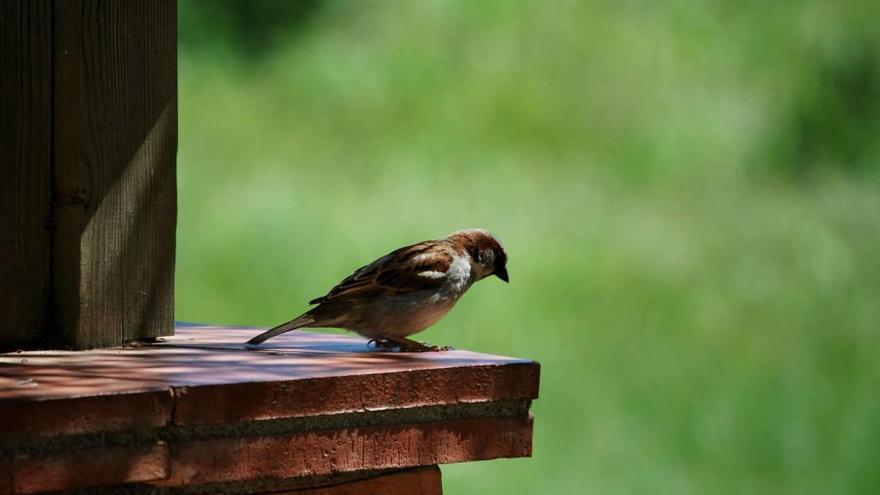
[
  {"left": 0, "top": 0, "right": 53, "bottom": 346},
  {"left": 0, "top": 1, "right": 177, "bottom": 349}
]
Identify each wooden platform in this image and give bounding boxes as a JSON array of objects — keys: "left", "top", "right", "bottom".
[{"left": 0, "top": 324, "right": 539, "bottom": 494}]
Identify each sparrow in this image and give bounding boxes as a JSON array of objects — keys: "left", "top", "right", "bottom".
[{"left": 246, "top": 228, "right": 509, "bottom": 352}]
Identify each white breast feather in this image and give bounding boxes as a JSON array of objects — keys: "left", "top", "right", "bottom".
[{"left": 444, "top": 255, "right": 472, "bottom": 294}]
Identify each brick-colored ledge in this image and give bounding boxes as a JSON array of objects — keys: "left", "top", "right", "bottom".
[{"left": 0, "top": 324, "right": 539, "bottom": 494}]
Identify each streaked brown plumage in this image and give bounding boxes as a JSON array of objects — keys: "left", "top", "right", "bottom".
[{"left": 246, "top": 229, "right": 508, "bottom": 351}]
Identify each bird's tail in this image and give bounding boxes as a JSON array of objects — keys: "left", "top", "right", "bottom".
[{"left": 246, "top": 314, "right": 315, "bottom": 346}]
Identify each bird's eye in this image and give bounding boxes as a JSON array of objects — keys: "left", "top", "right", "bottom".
[{"left": 469, "top": 247, "right": 481, "bottom": 262}]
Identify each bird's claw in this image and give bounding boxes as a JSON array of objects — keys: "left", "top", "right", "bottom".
[
  {"left": 399, "top": 342, "right": 453, "bottom": 353},
  {"left": 412, "top": 343, "right": 454, "bottom": 352},
  {"left": 367, "top": 338, "right": 451, "bottom": 352}
]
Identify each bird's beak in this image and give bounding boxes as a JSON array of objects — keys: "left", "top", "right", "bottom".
[{"left": 495, "top": 266, "right": 509, "bottom": 283}]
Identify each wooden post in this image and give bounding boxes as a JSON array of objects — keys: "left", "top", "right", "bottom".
[
  {"left": 0, "top": 0, "right": 53, "bottom": 348},
  {"left": 0, "top": 0, "right": 177, "bottom": 349}
]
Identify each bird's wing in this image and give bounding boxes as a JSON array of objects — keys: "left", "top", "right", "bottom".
[{"left": 309, "top": 241, "right": 455, "bottom": 304}]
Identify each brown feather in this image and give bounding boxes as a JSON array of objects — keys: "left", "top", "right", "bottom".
[{"left": 309, "top": 241, "right": 454, "bottom": 304}]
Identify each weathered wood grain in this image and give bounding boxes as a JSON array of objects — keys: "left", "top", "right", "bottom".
[
  {"left": 52, "top": 0, "right": 177, "bottom": 348},
  {"left": 1, "top": 1, "right": 177, "bottom": 349},
  {"left": 0, "top": 0, "right": 53, "bottom": 346},
  {"left": 279, "top": 467, "right": 442, "bottom": 495},
  {"left": 9, "top": 442, "right": 169, "bottom": 494},
  {"left": 163, "top": 416, "right": 532, "bottom": 487}
]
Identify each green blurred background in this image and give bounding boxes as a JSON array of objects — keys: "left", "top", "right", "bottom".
[{"left": 176, "top": 1, "right": 880, "bottom": 493}]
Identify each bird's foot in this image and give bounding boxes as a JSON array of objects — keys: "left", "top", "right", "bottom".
[
  {"left": 368, "top": 337, "right": 452, "bottom": 352},
  {"left": 388, "top": 337, "right": 453, "bottom": 353},
  {"left": 419, "top": 344, "right": 454, "bottom": 352}
]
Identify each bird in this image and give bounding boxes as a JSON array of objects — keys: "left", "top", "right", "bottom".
[{"left": 246, "top": 228, "right": 509, "bottom": 352}]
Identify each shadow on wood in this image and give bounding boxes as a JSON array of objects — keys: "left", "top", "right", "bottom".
[{"left": 0, "top": 0, "right": 177, "bottom": 349}]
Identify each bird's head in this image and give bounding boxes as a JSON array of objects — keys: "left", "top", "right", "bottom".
[{"left": 446, "top": 228, "right": 509, "bottom": 283}]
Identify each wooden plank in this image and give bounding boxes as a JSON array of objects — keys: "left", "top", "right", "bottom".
[
  {"left": 161, "top": 416, "right": 532, "bottom": 487},
  {"left": 51, "top": 0, "right": 177, "bottom": 347},
  {"left": 0, "top": 325, "right": 539, "bottom": 414},
  {"left": 0, "top": 325, "right": 538, "bottom": 493},
  {"left": 9, "top": 442, "right": 169, "bottom": 494},
  {"left": 279, "top": 467, "right": 442, "bottom": 495},
  {"left": 0, "top": 1, "right": 53, "bottom": 346}
]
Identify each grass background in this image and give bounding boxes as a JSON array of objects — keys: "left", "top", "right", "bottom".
[{"left": 176, "top": 1, "right": 880, "bottom": 493}]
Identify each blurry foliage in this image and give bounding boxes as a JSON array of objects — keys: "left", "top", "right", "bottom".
[
  {"left": 179, "top": 0, "right": 323, "bottom": 58},
  {"left": 768, "top": 40, "right": 880, "bottom": 176},
  {"left": 179, "top": 0, "right": 880, "bottom": 181}
]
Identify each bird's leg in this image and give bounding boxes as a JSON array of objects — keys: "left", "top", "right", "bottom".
[{"left": 385, "top": 336, "right": 452, "bottom": 352}]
